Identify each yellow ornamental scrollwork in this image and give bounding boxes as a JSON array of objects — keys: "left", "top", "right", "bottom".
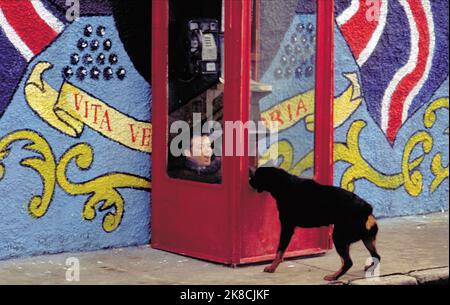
[
  {"left": 333, "top": 121, "right": 404, "bottom": 192},
  {"left": 0, "top": 130, "right": 151, "bottom": 232},
  {"left": 56, "top": 143, "right": 151, "bottom": 232},
  {"left": 401, "top": 131, "right": 433, "bottom": 197},
  {"left": 423, "top": 97, "right": 449, "bottom": 193},
  {"left": 430, "top": 153, "right": 449, "bottom": 193},
  {"left": 0, "top": 130, "right": 56, "bottom": 218},
  {"left": 423, "top": 97, "right": 449, "bottom": 129}
]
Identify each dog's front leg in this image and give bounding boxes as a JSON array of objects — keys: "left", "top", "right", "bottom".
[{"left": 264, "top": 225, "right": 295, "bottom": 273}]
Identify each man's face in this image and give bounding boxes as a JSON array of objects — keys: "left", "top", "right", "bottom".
[{"left": 190, "top": 135, "right": 213, "bottom": 166}]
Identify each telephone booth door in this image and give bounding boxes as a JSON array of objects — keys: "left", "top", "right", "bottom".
[{"left": 152, "top": 0, "right": 334, "bottom": 265}]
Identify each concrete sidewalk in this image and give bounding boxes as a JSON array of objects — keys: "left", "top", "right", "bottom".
[{"left": 0, "top": 212, "right": 448, "bottom": 285}]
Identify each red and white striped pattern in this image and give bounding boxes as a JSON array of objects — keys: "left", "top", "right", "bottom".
[
  {"left": 0, "top": 0, "right": 64, "bottom": 61},
  {"left": 337, "top": 0, "right": 435, "bottom": 144},
  {"left": 381, "top": 0, "right": 434, "bottom": 141},
  {"left": 337, "top": 0, "right": 388, "bottom": 67}
]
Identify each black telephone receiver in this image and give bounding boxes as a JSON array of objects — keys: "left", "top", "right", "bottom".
[{"left": 183, "top": 19, "right": 220, "bottom": 80}]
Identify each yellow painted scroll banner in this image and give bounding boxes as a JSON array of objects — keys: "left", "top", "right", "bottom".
[
  {"left": 25, "top": 62, "right": 152, "bottom": 153},
  {"left": 261, "top": 72, "right": 362, "bottom": 132}
]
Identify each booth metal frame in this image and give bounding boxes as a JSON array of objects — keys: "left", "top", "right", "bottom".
[{"left": 151, "top": 0, "right": 334, "bottom": 265}]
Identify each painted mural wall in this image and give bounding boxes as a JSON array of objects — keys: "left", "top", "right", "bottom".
[
  {"left": 0, "top": 0, "right": 448, "bottom": 261},
  {"left": 333, "top": 0, "right": 449, "bottom": 216},
  {"left": 0, "top": 0, "right": 152, "bottom": 260},
  {"left": 259, "top": 0, "right": 448, "bottom": 217}
]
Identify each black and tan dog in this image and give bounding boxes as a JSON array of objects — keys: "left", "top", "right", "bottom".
[{"left": 249, "top": 166, "right": 380, "bottom": 281}]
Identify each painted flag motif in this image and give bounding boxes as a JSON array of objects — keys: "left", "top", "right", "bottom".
[
  {"left": 335, "top": 0, "right": 449, "bottom": 144},
  {"left": 0, "top": 0, "right": 66, "bottom": 115}
]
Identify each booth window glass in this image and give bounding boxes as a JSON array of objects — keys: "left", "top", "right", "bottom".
[
  {"left": 250, "top": 0, "right": 316, "bottom": 178},
  {"left": 167, "top": 0, "right": 223, "bottom": 184}
]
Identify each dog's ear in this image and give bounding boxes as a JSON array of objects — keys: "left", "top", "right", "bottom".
[{"left": 249, "top": 166, "right": 256, "bottom": 179}]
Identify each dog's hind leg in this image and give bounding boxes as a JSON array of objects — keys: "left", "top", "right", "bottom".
[
  {"left": 363, "top": 237, "right": 381, "bottom": 271},
  {"left": 264, "top": 225, "right": 295, "bottom": 273},
  {"left": 324, "top": 241, "right": 353, "bottom": 281},
  {"left": 363, "top": 216, "right": 380, "bottom": 271}
]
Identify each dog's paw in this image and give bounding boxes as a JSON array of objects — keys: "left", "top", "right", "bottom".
[
  {"left": 264, "top": 266, "right": 276, "bottom": 273},
  {"left": 364, "top": 261, "right": 380, "bottom": 272},
  {"left": 323, "top": 274, "right": 337, "bottom": 281},
  {"left": 364, "top": 263, "right": 374, "bottom": 272}
]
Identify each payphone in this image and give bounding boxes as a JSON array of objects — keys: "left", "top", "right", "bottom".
[
  {"left": 169, "top": 0, "right": 223, "bottom": 112},
  {"left": 184, "top": 19, "right": 220, "bottom": 77}
]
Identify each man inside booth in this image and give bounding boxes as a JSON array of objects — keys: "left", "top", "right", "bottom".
[{"left": 168, "top": 132, "right": 222, "bottom": 184}]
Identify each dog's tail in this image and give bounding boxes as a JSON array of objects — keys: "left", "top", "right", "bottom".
[
  {"left": 354, "top": 195, "right": 378, "bottom": 237},
  {"left": 365, "top": 215, "right": 376, "bottom": 230},
  {"left": 365, "top": 215, "right": 378, "bottom": 237}
]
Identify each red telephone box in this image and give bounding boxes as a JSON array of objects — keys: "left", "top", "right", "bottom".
[{"left": 151, "top": 0, "right": 334, "bottom": 265}]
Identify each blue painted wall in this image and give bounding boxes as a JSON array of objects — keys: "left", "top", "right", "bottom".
[{"left": 0, "top": 1, "right": 151, "bottom": 260}]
